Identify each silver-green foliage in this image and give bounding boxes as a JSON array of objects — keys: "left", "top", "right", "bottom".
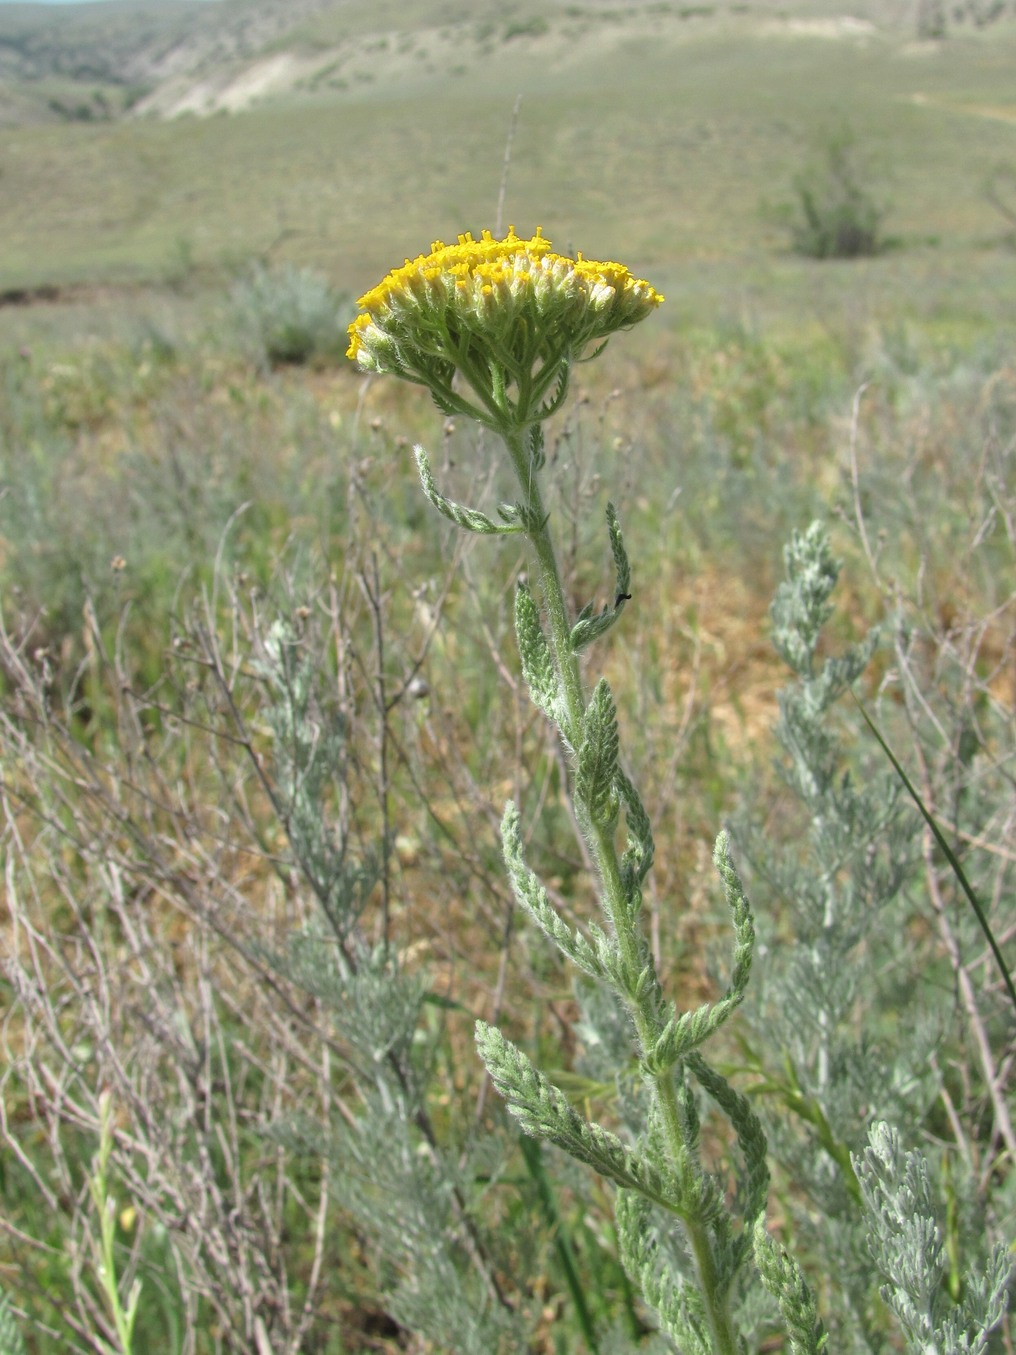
[
  {"left": 854, "top": 1122, "right": 1010, "bottom": 1355},
  {"left": 255, "top": 618, "right": 529, "bottom": 1354},
  {"left": 750, "top": 522, "right": 922, "bottom": 1140},
  {"left": 744, "top": 522, "right": 924, "bottom": 1347},
  {"left": 231, "top": 260, "right": 350, "bottom": 366},
  {"left": 740, "top": 521, "right": 1011, "bottom": 1350},
  {"left": 255, "top": 619, "right": 379, "bottom": 942}
]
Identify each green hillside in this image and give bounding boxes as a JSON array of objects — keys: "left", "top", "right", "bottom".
[{"left": 0, "top": 0, "right": 1014, "bottom": 332}]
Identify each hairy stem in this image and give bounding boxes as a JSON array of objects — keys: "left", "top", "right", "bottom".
[{"left": 503, "top": 424, "right": 739, "bottom": 1355}]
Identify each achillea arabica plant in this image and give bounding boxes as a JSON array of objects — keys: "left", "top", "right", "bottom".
[{"left": 348, "top": 226, "right": 824, "bottom": 1352}]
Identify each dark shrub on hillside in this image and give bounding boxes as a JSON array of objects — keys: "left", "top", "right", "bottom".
[{"left": 788, "top": 130, "right": 889, "bottom": 260}]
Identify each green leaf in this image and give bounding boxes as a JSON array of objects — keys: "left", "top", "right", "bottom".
[
  {"left": 568, "top": 503, "right": 633, "bottom": 651},
  {"left": 645, "top": 998, "right": 742, "bottom": 1076},
  {"left": 501, "top": 802, "right": 604, "bottom": 977},
  {"left": 753, "top": 1217, "right": 828, "bottom": 1355},
  {"left": 616, "top": 767, "right": 655, "bottom": 918},
  {"left": 687, "top": 1053, "right": 770, "bottom": 1274},
  {"left": 514, "top": 582, "right": 561, "bottom": 725},
  {"left": 570, "top": 606, "right": 619, "bottom": 652},
  {"left": 575, "top": 679, "right": 620, "bottom": 829},
  {"left": 606, "top": 501, "right": 632, "bottom": 602},
  {"left": 712, "top": 831, "right": 755, "bottom": 998},
  {"left": 475, "top": 1022, "right": 675, "bottom": 1207},
  {"left": 643, "top": 835, "right": 753, "bottom": 1076},
  {"left": 616, "top": 1190, "right": 711, "bottom": 1355},
  {"left": 414, "top": 445, "right": 524, "bottom": 535}
]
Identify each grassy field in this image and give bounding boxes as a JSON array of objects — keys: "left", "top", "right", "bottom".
[
  {"left": 0, "top": 3, "right": 1014, "bottom": 1352},
  {"left": 1, "top": 5, "right": 1015, "bottom": 300}
]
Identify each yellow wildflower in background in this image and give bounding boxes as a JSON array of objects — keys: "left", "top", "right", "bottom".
[{"left": 347, "top": 227, "right": 663, "bottom": 430}]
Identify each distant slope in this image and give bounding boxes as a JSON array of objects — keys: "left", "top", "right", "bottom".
[
  {"left": 1, "top": 0, "right": 1014, "bottom": 126},
  {"left": 0, "top": 0, "right": 334, "bottom": 122},
  {"left": 1, "top": 0, "right": 1015, "bottom": 296}
]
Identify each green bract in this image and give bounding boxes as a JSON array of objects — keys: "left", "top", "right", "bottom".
[{"left": 347, "top": 226, "right": 663, "bottom": 430}]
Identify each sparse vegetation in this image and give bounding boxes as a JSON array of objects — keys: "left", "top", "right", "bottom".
[{"left": 503, "top": 17, "right": 551, "bottom": 40}]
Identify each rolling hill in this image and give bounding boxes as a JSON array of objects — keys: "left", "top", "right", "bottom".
[{"left": 0, "top": 0, "right": 1014, "bottom": 317}]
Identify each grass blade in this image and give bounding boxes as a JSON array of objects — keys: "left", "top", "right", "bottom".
[{"left": 854, "top": 695, "right": 1016, "bottom": 1019}]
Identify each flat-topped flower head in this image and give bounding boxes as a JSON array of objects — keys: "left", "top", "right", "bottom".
[{"left": 347, "top": 227, "right": 663, "bottom": 431}]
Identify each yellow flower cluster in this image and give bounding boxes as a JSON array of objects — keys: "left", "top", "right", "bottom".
[{"left": 346, "top": 227, "right": 663, "bottom": 428}]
